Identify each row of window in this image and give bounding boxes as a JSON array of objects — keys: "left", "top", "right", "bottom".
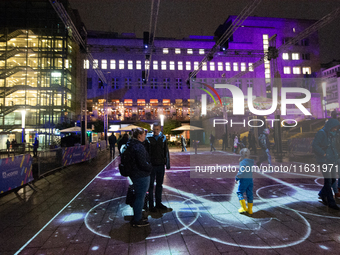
[
  {"left": 85, "top": 59, "right": 255, "bottom": 72},
  {"left": 283, "top": 66, "right": 311, "bottom": 75},
  {"left": 282, "top": 53, "right": 310, "bottom": 60},
  {"left": 161, "top": 48, "right": 206, "bottom": 55}
]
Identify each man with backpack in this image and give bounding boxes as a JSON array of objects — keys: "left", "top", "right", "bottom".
[
  {"left": 256, "top": 128, "right": 272, "bottom": 167},
  {"left": 144, "top": 122, "right": 170, "bottom": 212},
  {"left": 312, "top": 118, "right": 340, "bottom": 210}
]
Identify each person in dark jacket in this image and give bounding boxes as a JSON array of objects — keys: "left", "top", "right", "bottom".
[
  {"left": 144, "top": 122, "right": 170, "bottom": 212},
  {"left": 125, "top": 128, "right": 153, "bottom": 227},
  {"left": 108, "top": 133, "right": 117, "bottom": 157},
  {"left": 312, "top": 118, "right": 340, "bottom": 210},
  {"left": 118, "top": 133, "right": 129, "bottom": 155},
  {"left": 256, "top": 128, "right": 271, "bottom": 167}
]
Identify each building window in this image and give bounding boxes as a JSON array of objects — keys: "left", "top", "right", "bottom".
[
  {"left": 202, "top": 62, "right": 207, "bottom": 71},
  {"left": 282, "top": 53, "right": 289, "bottom": 60},
  {"left": 138, "top": 78, "right": 144, "bottom": 89},
  {"left": 101, "top": 59, "right": 107, "bottom": 69},
  {"left": 153, "top": 60, "right": 158, "bottom": 70},
  {"left": 150, "top": 99, "right": 158, "bottom": 106},
  {"left": 110, "top": 60, "right": 116, "bottom": 69},
  {"left": 93, "top": 59, "right": 98, "bottom": 69},
  {"left": 98, "top": 79, "right": 104, "bottom": 89},
  {"left": 163, "top": 99, "right": 170, "bottom": 106},
  {"left": 112, "top": 78, "right": 119, "bottom": 89},
  {"left": 169, "top": 61, "right": 175, "bottom": 70},
  {"left": 175, "top": 48, "right": 181, "bottom": 54},
  {"left": 163, "top": 48, "right": 169, "bottom": 54},
  {"left": 225, "top": 62, "right": 231, "bottom": 71},
  {"left": 176, "top": 78, "right": 182, "bottom": 89},
  {"left": 151, "top": 78, "right": 158, "bottom": 89},
  {"left": 208, "top": 62, "right": 214, "bottom": 71},
  {"left": 199, "top": 49, "right": 205, "bottom": 55},
  {"left": 218, "top": 62, "right": 223, "bottom": 71},
  {"left": 241, "top": 62, "right": 246, "bottom": 71},
  {"left": 137, "top": 99, "right": 145, "bottom": 106},
  {"left": 87, "top": 78, "right": 92, "bottom": 89},
  {"left": 178, "top": 61, "right": 183, "bottom": 70},
  {"left": 187, "top": 49, "right": 193, "bottom": 54},
  {"left": 194, "top": 61, "right": 199, "bottom": 70},
  {"left": 292, "top": 53, "right": 300, "bottom": 60},
  {"left": 145, "top": 60, "right": 150, "bottom": 70},
  {"left": 248, "top": 63, "right": 254, "bottom": 72},
  {"left": 302, "top": 53, "right": 310, "bottom": 60},
  {"left": 233, "top": 62, "right": 238, "bottom": 72},
  {"left": 124, "top": 99, "right": 133, "bottom": 106},
  {"left": 136, "top": 60, "right": 141, "bottom": 70},
  {"left": 84, "top": 60, "right": 89, "bottom": 69},
  {"left": 283, "top": 66, "right": 291, "bottom": 74},
  {"left": 161, "top": 61, "right": 167, "bottom": 70},
  {"left": 125, "top": 78, "right": 132, "bottom": 89},
  {"left": 293, "top": 66, "right": 301, "bottom": 74},
  {"left": 235, "top": 79, "right": 242, "bottom": 89},
  {"left": 246, "top": 79, "right": 253, "bottom": 88},
  {"left": 127, "top": 60, "right": 133, "bottom": 70},
  {"left": 186, "top": 61, "right": 191, "bottom": 71},
  {"left": 163, "top": 78, "right": 170, "bottom": 89},
  {"left": 119, "top": 60, "right": 124, "bottom": 69},
  {"left": 301, "top": 38, "right": 309, "bottom": 46},
  {"left": 302, "top": 67, "right": 311, "bottom": 74}
]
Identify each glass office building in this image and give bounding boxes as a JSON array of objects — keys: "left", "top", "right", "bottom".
[{"left": 0, "top": 0, "right": 84, "bottom": 149}]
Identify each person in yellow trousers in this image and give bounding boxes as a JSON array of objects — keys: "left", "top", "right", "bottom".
[{"left": 235, "top": 148, "right": 254, "bottom": 214}]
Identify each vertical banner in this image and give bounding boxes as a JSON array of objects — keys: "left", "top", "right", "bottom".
[{"left": 0, "top": 154, "right": 33, "bottom": 193}]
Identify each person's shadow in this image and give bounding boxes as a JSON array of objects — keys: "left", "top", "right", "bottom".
[{"left": 109, "top": 222, "right": 151, "bottom": 243}]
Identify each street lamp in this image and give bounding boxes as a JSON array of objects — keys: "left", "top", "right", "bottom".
[
  {"left": 160, "top": 114, "right": 165, "bottom": 132},
  {"left": 322, "top": 82, "right": 327, "bottom": 118},
  {"left": 21, "top": 110, "right": 26, "bottom": 143}
]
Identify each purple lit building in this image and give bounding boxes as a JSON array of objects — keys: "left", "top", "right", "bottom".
[{"left": 86, "top": 16, "right": 322, "bottom": 125}]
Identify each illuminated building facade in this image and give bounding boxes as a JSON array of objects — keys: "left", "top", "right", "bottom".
[
  {"left": 321, "top": 61, "right": 340, "bottom": 115},
  {"left": 86, "top": 16, "right": 321, "bottom": 125},
  {"left": 0, "top": 0, "right": 85, "bottom": 149}
]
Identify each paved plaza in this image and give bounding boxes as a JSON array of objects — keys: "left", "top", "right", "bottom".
[{"left": 1, "top": 148, "right": 340, "bottom": 255}]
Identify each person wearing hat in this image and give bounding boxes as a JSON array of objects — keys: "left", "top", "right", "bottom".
[{"left": 235, "top": 148, "right": 254, "bottom": 214}]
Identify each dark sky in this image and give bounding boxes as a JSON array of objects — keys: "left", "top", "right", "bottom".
[{"left": 68, "top": 0, "right": 340, "bottom": 64}]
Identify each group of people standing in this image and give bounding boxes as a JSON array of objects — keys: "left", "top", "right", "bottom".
[{"left": 120, "top": 123, "right": 171, "bottom": 227}]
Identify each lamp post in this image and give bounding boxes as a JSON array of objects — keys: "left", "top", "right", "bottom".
[
  {"left": 21, "top": 110, "right": 26, "bottom": 143},
  {"left": 322, "top": 82, "right": 327, "bottom": 118},
  {"left": 160, "top": 114, "right": 165, "bottom": 132}
]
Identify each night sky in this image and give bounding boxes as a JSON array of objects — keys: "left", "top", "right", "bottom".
[{"left": 68, "top": 0, "right": 340, "bottom": 64}]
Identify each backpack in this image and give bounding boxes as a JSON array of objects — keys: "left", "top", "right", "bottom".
[{"left": 119, "top": 141, "right": 135, "bottom": 177}]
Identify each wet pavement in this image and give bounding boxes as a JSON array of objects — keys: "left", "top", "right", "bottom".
[{"left": 1, "top": 147, "right": 340, "bottom": 255}]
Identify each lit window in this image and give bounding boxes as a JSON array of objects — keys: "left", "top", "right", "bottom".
[
  {"left": 283, "top": 66, "right": 291, "bottom": 74},
  {"left": 186, "top": 61, "right": 191, "bottom": 70},
  {"left": 263, "top": 34, "right": 269, "bottom": 50},
  {"left": 128, "top": 60, "right": 133, "bottom": 70},
  {"left": 84, "top": 60, "right": 89, "bottom": 69},
  {"left": 170, "top": 61, "right": 175, "bottom": 70},
  {"left": 187, "top": 49, "right": 193, "bottom": 54},
  {"left": 101, "top": 59, "right": 107, "bottom": 69},
  {"left": 199, "top": 49, "right": 205, "bottom": 55},
  {"left": 136, "top": 60, "right": 141, "bottom": 70},
  {"left": 153, "top": 60, "right": 158, "bottom": 70},
  {"left": 282, "top": 53, "right": 289, "bottom": 60},
  {"left": 218, "top": 62, "right": 223, "bottom": 71},
  {"left": 175, "top": 48, "right": 181, "bottom": 54},
  {"left": 293, "top": 66, "right": 301, "bottom": 74},
  {"left": 194, "top": 61, "right": 199, "bottom": 70},
  {"left": 292, "top": 53, "right": 300, "bottom": 60},
  {"left": 93, "top": 59, "right": 98, "bottom": 69},
  {"left": 110, "top": 60, "right": 116, "bottom": 69},
  {"left": 210, "top": 62, "right": 215, "bottom": 71},
  {"left": 65, "top": 59, "right": 69, "bottom": 68},
  {"left": 302, "top": 67, "right": 311, "bottom": 74},
  {"left": 249, "top": 63, "right": 253, "bottom": 72},
  {"left": 202, "top": 62, "right": 207, "bottom": 71},
  {"left": 225, "top": 62, "right": 231, "bottom": 71},
  {"left": 241, "top": 62, "right": 246, "bottom": 71},
  {"left": 163, "top": 48, "right": 169, "bottom": 54},
  {"left": 161, "top": 61, "right": 166, "bottom": 70},
  {"left": 178, "top": 61, "right": 183, "bottom": 70},
  {"left": 145, "top": 60, "right": 150, "bottom": 70},
  {"left": 233, "top": 62, "right": 238, "bottom": 71},
  {"left": 119, "top": 60, "right": 124, "bottom": 69}
]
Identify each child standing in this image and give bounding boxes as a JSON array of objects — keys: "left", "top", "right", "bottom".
[{"left": 235, "top": 148, "right": 254, "bottom": 214}]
